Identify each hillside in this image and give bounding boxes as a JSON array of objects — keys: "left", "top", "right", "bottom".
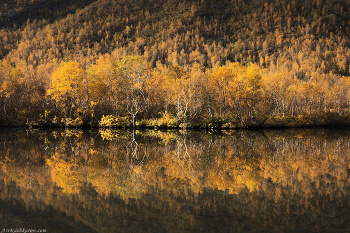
[
  {"left": 0, "top": 0, "right": 96, "bottom": 29},
  {"left": 1, "top": 0, "right": 350, "bottom": 128},
  {"left": 2, "top": 0, "right": 350, "bottom": 70}
]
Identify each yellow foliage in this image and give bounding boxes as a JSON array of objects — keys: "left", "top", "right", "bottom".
[
  {"left": 99, "top": 115, "right": 118, "bottom": 128},
  {"left": 87, "top": 55, "right": 113, "bottom": 101},
  {"left": 47, "top": 60, "right": 85, "bottom": 101},
  {"left": 61, "top": 117, "right": 83, "bottom": 126},
  {"left": 156, "top": 111, "right": 178, "bottom": 127},
  {"left": 46, "top": 154, "right": 84, "bottom": 194},
  {"left": 47, "top": 60, "right": 88, "bottom": 118}
]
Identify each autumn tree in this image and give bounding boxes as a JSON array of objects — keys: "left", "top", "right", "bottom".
[
  {"left": 114, "top": 56, "right": 152, "bottom": 127},
  {"left": 234, "top": 63, "right": 274, "bottom": 126},
  {"left": 164, "top": 64, "right": 204, "bottom": 122},
  {"left": 87, "top": 55, "right": 116, "bottom": 118},
  {"left": 47, "top": 60, "right": 88, "bottom": 125}
]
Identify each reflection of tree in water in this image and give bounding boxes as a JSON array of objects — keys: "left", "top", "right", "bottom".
[
  {"left": 2, "top": 128, "right": 350, "bottom": 199},
  {"left": 47, "top": 153, "right": 84, "bottom": 194},
  {"left": 162, "top": 133, "right": 205, "bottom": 194},
  {"left": 0, "top": 129, "right": 347, "bottom": 198},
  {"left": 0, "top": 129, "right": 52, "bottom": 190},
  {"left": 115, "top": 129, "right": 150, "bottom": 200},
  {"left": 2, "top": 129, "right": 350, "bottom": 231},
  {"left": 46, "top": 129, "right": 92, "bottom": 194},
  {"left": 205, "top": 130, "right": 267, "bottom": 193}
]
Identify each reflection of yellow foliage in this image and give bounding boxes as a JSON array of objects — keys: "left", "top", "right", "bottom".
[
  {"left": 162, "top": 148, "right": 204, "bottom": 194},
  {"left": 206, "top": 156, "right": 261, "bottom": 194},
  {"left": 114, "top": 185, "right": 143, "bottom": 201},
  {"left": 100, "top": 129, "right": 119, "bottom": 140},
  {"left": 87, "top": 152, "right": 115, "bottom": 196},
  {"left": 89, "top": 148, "right": 98, "bottom": 155},
  {"left": 146, "top": 130, "right": 178, "bottom": 145},
  {"left": 46, "top": 153, "right": 84, "bottom": 194},
  {"left": 60, "top": 129, "right": 83, "bottom": 138},
  {"left": 88, "top": 153, "right": 108, "bottom": 168},
  {"left": 88, "top": 168, "right": 115, "bottom": 196},
  {"left": 328, "top": 153, "right": 340, "bottom": 165},
  {"left": 116, "top": 165, "right": 149, "bottom": 200},
  {"left": 2, "top": 129, "right": 350, "bottom": 205},
  {"left": 1, "top": 162, "right": 26, "bottom": 186}
]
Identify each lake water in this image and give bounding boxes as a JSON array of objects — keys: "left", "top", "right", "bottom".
[{"left": 1, "top": 128, "right": 350, "bottom": 232}]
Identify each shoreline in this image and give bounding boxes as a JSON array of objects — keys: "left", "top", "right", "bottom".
[{"left": 1, "top": 117, "right": 350, "bottom": 130}]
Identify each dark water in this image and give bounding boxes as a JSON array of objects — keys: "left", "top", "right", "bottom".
[{"left": 1, "top": 128, "right": 350, "bottom": 232}]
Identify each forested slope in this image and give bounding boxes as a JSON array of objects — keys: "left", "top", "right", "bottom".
[{"left": 1, "top": 0, "right": 350, "bottom": 128}]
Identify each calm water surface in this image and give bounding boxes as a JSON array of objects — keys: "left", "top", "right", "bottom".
[{"left": 1, "top": 128, "right": 350, "bottom": 232}]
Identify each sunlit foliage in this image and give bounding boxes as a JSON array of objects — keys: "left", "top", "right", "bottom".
[{"left": 1, "top": 0, "right": 350, "bottom": 127}]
